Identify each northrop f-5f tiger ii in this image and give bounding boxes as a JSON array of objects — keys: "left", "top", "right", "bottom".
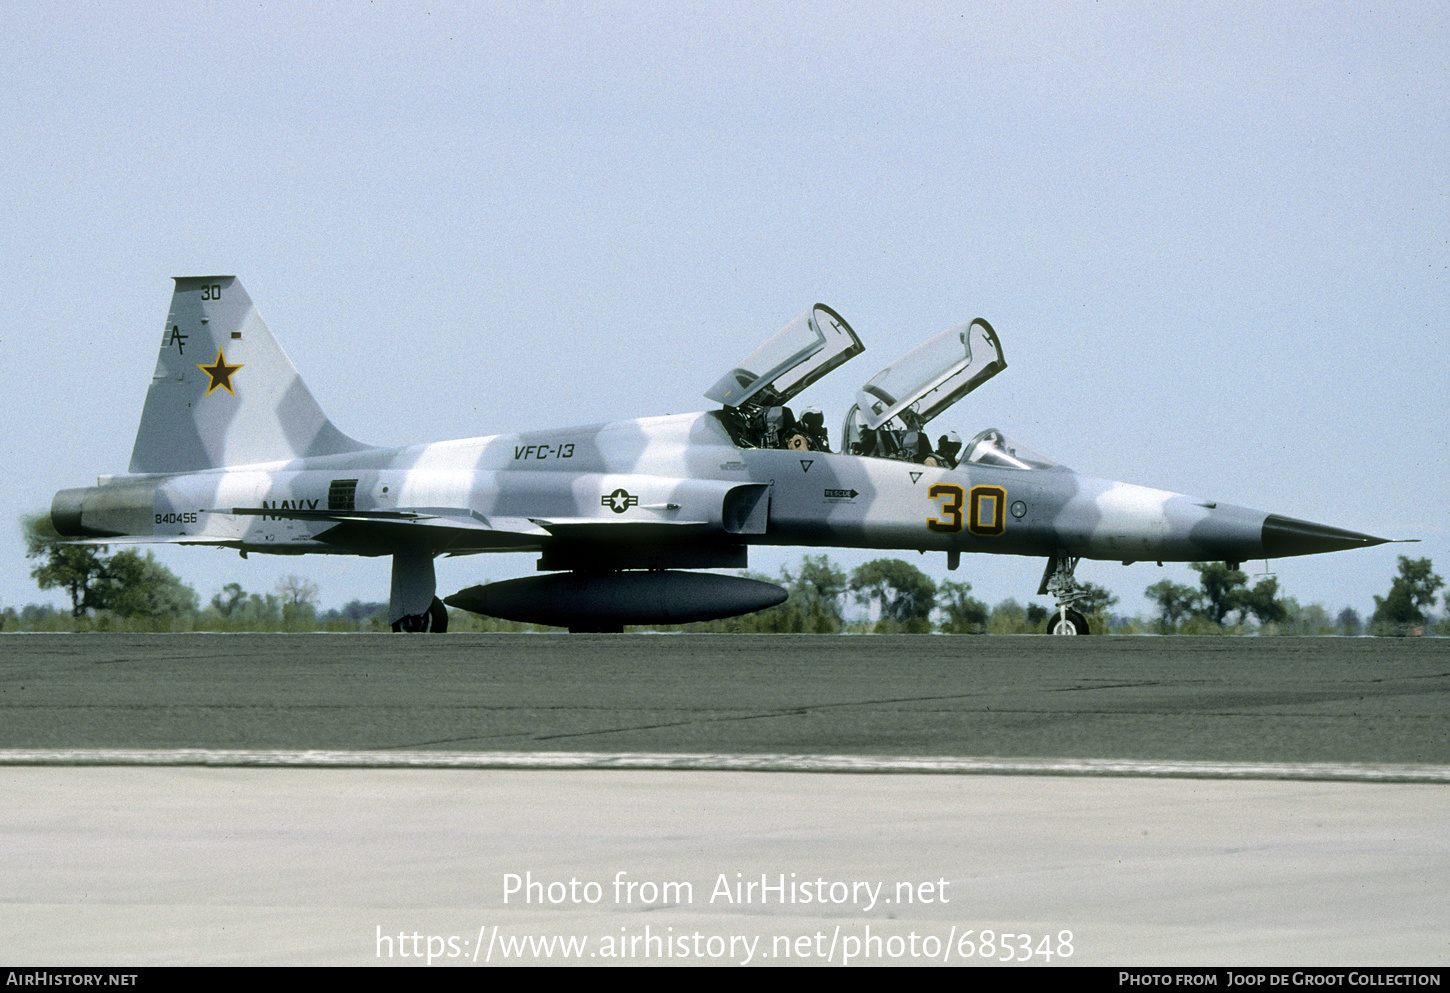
[{"left": 51, "top": 277, "right": 1392, "bottom": 633}]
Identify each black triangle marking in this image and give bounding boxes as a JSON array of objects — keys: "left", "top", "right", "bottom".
[
  {"left": 910, "top": 472, "right": 923, "bottom": 484},
  {"left": 800, "top": 460, "right": 814, "bottom": 473}
]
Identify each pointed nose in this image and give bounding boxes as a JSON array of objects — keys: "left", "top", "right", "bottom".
[{"left": 1260, "top": 514, "right": 1390, "bottom": 558}]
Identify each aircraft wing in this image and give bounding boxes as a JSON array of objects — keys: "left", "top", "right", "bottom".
[
  {"left": 217, "top": 505, "right": 548, "bottom": 555},
  {"left": 65, "top": 512, "right": 719, "bottom": 552},
  {"left": 62, "top": 534, "right": 243, "bottom": 547},
  {"left": 218, "top": 505, "right": 716, "bottom": 557},
  {"left": 529, "top": 517, "right": 710, "bottom": 530},
  {"left": 224, "top": 506, "right": 545, "bottom": 532},
  {"left": 525, "top": 517, "right": 714, "bottom": 545}
]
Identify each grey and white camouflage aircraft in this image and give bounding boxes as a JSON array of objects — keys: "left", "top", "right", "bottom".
[{"left": 51, "top": 277, "right": 1392, "bottom": 634}]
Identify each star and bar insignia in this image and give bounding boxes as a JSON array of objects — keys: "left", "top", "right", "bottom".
[
  {"left": 602, "top": 488, "right": 639, "bottom": 513},
  {"left": 197, "top": 348, "right": 244, "bottom": 396}
]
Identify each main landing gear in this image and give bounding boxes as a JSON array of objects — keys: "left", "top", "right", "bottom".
[
  {"left": 392, "top": 596, "right": 449, "bottom": 633},
  {"left": 1039, "top": 550, "right": 1091, "bottom": 636},
  {"left": 389, "top": 541, "right": 447, "bottom": 633}
]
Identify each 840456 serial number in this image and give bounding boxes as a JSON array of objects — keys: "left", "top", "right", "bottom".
[{"left": 156, "top": 512, "right": 199, "bottom": 525}]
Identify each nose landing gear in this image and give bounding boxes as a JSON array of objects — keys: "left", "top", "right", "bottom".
[
  {"left": 1039, "top": 551, "right": 1092, "bottom": 636},
  {"left": 1046, "top": 607, "right": 1089, "bottom": 636}
]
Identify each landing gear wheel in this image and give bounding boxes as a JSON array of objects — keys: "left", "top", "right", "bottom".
[
  {"left": 391, "top": 596, "right": 449, "bottom": 633},
  {"left": 428, "top": 596, "right": 448, "bottom": 632},
  {"left": 1047, "top": 608, "right": 1089, "bottom": 636}
]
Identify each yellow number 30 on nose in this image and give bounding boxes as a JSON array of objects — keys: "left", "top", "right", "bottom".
[
  {"left": 927, "top": 483, "right": 964, "bottom": 533},
  {"left": 929, "top": 483, "right": 1007, "bottom": 535}
]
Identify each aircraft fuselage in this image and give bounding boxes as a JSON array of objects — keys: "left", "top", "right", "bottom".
[{"left": 54, "top": 410, "right": 1347, "bottom": 568}]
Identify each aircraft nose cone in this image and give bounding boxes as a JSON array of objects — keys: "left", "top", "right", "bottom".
[{"left": 1261, "top": 514, "right": 1389, "bottom": 558}]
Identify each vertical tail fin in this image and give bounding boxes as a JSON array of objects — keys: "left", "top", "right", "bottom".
[{"left": 129, "top": 276, "right": 371, "bottom": 473}]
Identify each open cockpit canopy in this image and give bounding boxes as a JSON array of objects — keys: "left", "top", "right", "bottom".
[
  {"left": 854, "top": 318, "right": 1005, "bottom": 431},
  {"left": 705, "top": 306, "right": 1049, "bottom": 470},
  {"left": 704, "top": 304, "right": 864, "bottom": 410}
]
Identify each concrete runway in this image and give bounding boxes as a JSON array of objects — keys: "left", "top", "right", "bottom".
[{"left": 1, "top": 634, "right": 1446, "bottom": 965}]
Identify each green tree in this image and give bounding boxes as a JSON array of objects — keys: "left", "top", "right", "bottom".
[
  {"left": 789, "top": 554, "right": 848, "bottom": 633},
  {"left": 1067, "top": 581, "right": 1121, "bottom": 633},
  {"left": 987, "top": 597, "right": 1027, "bottom": 634},
  {"left": 1336, "top": 606, "right": 1363, "bottom": 637},
  {"left": 23, "top": 511, "right": 109, "bottom": 617},
  {"left": 1276, "top": 600, "right": 1333, "bottom": 636},
  {"left": 1145, "top": 579, "right": 1199, "bottom": 633},
  {"left": 232, "top": 592, "right": 282, "bottom": 623},
  {"left": 850, "top": 559, "right": 937, "bottom": 632},
  {"left": 204, "top": 583, "right": 281, "bottom": 628},
  {"left": 1239, "top": 576, "right": 1289, "bottom": 627},
  {"left": 276, "top": 574, "right": 320, "bottom": 626},
  {"left": 325, "top": 600, "right": 389, "bottom": 623},
  {"left": 100, "top": 550, "right": 199, "bottom": 618},
  {"left": 211, "top": 582, "right": 247, "bottom": 617},
  {"left": 23, "top": 510, "right": 198, "bottom": 621},
  {"left": 1371, "top": 557, "right": 1444, "bottom": 634},
  {"left": 1190, "top": 561, "right": 1249, "bottom": 625},
  {"left": 937, "top": 580, "right": 989, "bottom": 634},
  {"left": 1075, "top": 582, "right": 1119, "bottom": 617}
]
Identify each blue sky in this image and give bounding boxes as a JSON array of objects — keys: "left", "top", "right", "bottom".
[{"left": 3, "top": 1, "right": 1445, "bottom": 619}]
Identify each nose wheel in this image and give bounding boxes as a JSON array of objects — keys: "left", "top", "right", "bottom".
[
  {"left": 1047, "top": 608, "right": 1089, "bottom": 636},
  {"left": 1038, "top": 551, "right": 1092, "bottom": 636}
]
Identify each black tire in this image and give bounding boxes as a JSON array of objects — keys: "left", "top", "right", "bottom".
[
  {"left": 1046, "top": 608, "right": 1089, "bottom": 636},
  {"left": 428, "top": 596, "right": 449, "bottom": 633},
  {"left": 391, "top": 597, "right": 449, "bottom": 633}
]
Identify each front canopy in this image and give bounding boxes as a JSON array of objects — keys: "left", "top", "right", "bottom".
[{"left": 961, "top": 428, "right": 1062, "bottom": 470}]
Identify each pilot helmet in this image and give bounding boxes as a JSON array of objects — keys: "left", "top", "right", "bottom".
[{"left": 938, "top": 431, "right": 962, "bottom": 459}]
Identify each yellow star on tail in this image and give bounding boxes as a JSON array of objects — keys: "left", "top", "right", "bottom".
[{"left": 197, "top": 348, "right": 243, "bottom": 396}]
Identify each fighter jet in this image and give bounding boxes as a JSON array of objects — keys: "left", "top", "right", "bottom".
[{"left": 50, "top": 277, "right": 1391, "bottom": 634}]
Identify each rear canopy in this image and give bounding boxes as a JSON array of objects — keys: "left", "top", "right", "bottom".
[{"left": 705, "top": 304, "right": 864, "bottom": 409}]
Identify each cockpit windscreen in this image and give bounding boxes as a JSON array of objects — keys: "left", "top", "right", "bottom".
[{"left": 962, "top": 428, "right": 1062, "bottom": 470}]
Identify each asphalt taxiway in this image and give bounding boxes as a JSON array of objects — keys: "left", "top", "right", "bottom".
[
  {"left": 1, "top": 634, "right": 1444, "bottom": 762},
  {"left": 1, "top": 634, "right": 1446, "bottom": 965}
]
